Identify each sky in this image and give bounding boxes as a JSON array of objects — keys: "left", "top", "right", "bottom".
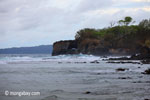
[{"left": 0, "top": 0, "right": 150, "bottom": 49}]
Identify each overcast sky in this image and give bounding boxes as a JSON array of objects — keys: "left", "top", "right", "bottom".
[{"left": 0, "top": 0, "right": 150, "bottom": 48}]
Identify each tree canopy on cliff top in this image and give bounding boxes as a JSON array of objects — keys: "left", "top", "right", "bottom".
[{"left": 75, "top": 17, "right": 150, "bottom": 48}]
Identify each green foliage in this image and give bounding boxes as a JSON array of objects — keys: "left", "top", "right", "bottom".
[
  {"left": 74, "top": 17, "right": 150, "bottom": 49},
  {"left": 75, "top": 28, "right": 99, "bottom": 40},
  {"left": 118, "top": 20, "right": 125, "bottom": 26},
  {"left": 118, "top": 16, "right": 133, "bottom": 26},
  {"left": 139, "top": 19, "right": 150, "bottom": 29},
  {"left": 125, "top": 16, "right": 132, "bottom": 26}
]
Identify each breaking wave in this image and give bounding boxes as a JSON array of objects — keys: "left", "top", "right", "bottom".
[{"left": 0, "top": 54, "right": 102, "bottom": 64}]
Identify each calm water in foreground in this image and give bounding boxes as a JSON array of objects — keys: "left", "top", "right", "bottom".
[{"left": 0, "top": 54, "right": 150, "bottom": 100}]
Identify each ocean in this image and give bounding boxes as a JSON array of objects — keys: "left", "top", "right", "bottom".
[{"left": 0, "top": 54, "right": 150, "bottom": 100}]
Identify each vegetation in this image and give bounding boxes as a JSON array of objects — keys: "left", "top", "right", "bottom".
[
  {"left": 118, "top": 16, "right": 135, "bottom": 26},
  {"left": 75, "top": 17, "right": 150, "bottom": 51},
  {"left": 52, "top": 17, "right": 150, "bottom": 56}
]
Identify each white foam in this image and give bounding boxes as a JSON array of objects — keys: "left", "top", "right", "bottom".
[
  {"left": 49, "top": 54, "right": 101, "bottom": 62},
  {"left": 0, "top": 54, "right": 102, "bottom": 64}
]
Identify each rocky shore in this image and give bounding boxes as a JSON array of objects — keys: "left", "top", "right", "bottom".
[
  {"left": 52, "top": 39, "right": 150, "bottom": 59},
  {"left": 52, "top": 17, "right": 150, "bottom": 64},
  {"left": 52, "top": 39, "right": 141, "bottom": 56},
  {"left": 52, "top": 40, "right": 150, "bottom": 65}
]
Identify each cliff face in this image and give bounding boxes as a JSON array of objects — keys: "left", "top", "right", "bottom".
[
  {"left": 77, "top": 39, "right": 109, "bottom": 55},
  {"left": 52, "top": 39, "right": 139, "bottom": 56},
  {"left": 52, "top": 18, "right": 150, "bottom": 56},
  {"left": 52, "top": 40, "right": 78, "bottom": 56}
]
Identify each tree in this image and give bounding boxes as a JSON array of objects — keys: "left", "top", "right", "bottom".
[
  {"left": 124, "top": 16, "right": 132, "bottom": 26},
  {"left": 139, "top": 19, "right": 150, "bottom": 29},
  {"left": 118, "top": 16, "right": 133, "bottom": 26},
  {"left": 75, "top": 28, "right": 98, "bottom": 40},
  {"left": 118, "top": 20, "right": 124, "bottom": 26}
]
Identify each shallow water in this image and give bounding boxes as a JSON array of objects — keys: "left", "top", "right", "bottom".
[{"left": 0, "top": 54, "right": 150, "bottom": 100}]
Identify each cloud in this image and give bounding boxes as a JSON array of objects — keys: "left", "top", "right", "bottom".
[
  {"left": 76, "top": 0, "right": 114, "bottom": 13},
  {"left": 0, "top": 0, "right": 150, "bottom": 48},
  {"left": 132, "top": 0, "right": 150, "bottom": 2}
]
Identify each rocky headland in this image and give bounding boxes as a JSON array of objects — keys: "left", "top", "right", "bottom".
[{"left": 52, "top": 17, "right": 150, "bottom": 62}]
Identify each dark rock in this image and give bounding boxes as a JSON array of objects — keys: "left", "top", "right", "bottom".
[
  {"left": 52, "top": 38, "right": 150, "bottom": 58},
  {"left": 85, "top": 91, "right": 91, "bottom": 94},
  {"left": 52, "top": 40, "right": 78, "bottom": 56},
  {"left": 133, "top": 81, "right": 150, "bottom": 83},
  {"left": 107, "top": 46, "right": 150, "bottom": 61},
  {"left": 132, "top": 81, "right": 142, "bottom": 83},
  {"left": 118, "top": 77, "right": 132, "bottom": 79},
  {"left": 116, "top": 68, "right": 129, "bottom": 71},
  {"left": 74, "top": 62, "right": 86, "bottom": 64},
  {"left": 142, "top": 69, "right": 150, "bottom": 75},
  {"left": 107, "top": 61, "right": 140, "bottom": 64},
  {"left": 141, "top": 59, "right": 150, "bottom": 64},
  {"left": 107, "top": 61, "right": 118, "bottom": 63},
  {"left": 130, "top": 46, "right": 150, "bottom": 60},
  {"left": 90, "top": 60, "right": 99, "bottom": 63},
  {"left": 97, "top": 73, "right": 101, "bottom": 75},
  {"left": 102, "top": 56, "right": 107, "bottom": 58},
  {"left": 77, "top": 39, "right": 110, "bottom": 55},
  {"left": 109, "top": 57, "right": 130, "bottom": 60}
]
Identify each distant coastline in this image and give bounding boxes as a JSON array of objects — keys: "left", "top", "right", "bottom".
[{"left": 0, "top": 45, "right": 53, "bottom": 54}]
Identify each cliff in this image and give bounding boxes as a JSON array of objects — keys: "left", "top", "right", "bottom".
[
  {"left": 52, "top": 17, "right": 150, "bottom": 56},
  {"left": 52, "top": 40, "right": 78, "bottom": 56},
  {"left": 52, "top": 39, "right": 140, "bottom": 56}
]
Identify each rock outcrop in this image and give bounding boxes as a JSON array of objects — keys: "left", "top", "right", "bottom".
[
  {"left": 108, "top": 46, "right": 150, "bottom": 62},
  {"left": 52, "top": 18, "right": 150, "bottom": 56},
  {"left": 52, "top": 39, "right": 150, "bottom": 58},
  {"left": 52, "top": 40, "right": 78, "bottom": 56},
  {"left": 53, "top": 40, "right": 132, "bottom": 56},
  {"left": 130, "top": 46, "right": 150, "bottom": 60},
  {"left": 52, "top": 39, "right": 110, "bottom": 56}
]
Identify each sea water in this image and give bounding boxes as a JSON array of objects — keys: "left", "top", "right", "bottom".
[{"left": 0, "top": 54, "right": 150, "bottom": 100}]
